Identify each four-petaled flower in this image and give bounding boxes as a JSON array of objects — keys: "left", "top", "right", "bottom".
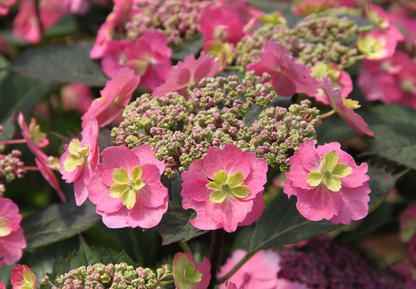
[{"left": 10, "top": 264, "right": 36, "bottom": 289}]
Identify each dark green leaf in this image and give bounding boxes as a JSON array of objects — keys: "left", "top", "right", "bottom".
[
  {"left": 249, "top": 164, "right": 403, "bottom": 251},
  {"left": 317, "top": 114, "right": 357, "bottom": 144},
  {"left": 0, "top": 72, "right": 55, "bottom": 119},
  {"left": 244, "top": 104, "right": 262, "bottom": 126},
  {"left": 0, "top": 113, "right": 15, "bottom": 141},
  {"left": 153, "top": 201, "right": 207, "bottom": 245},
  {"left": 21, "top": 200, "right": 101, "bottom": 249},
  {"left": 41, "top": 239, "right": 137, "bottom": 289},
  {"left": 366, "top": 105, "right": 416, "bottom": 169},
  {"left": 44, "top": 16, "right": 77, "bottom": 38},
  {"left": 9, "top": 42, "right": 109, "bottom": 86},
  {"left": 248, "top": 0, "right": 303, "bottom": 27},
  {"left": 0, "top": 54, "right": 9, "bottom": 86},
  {"left": 170, "top": 34, "right": 203, "bottom": 61}
]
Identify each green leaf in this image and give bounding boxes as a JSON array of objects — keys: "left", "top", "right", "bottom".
[
  {"left": 21, "top": 200, "right": 101, "bottom": 249},
  {"left": 0, "top": 54, "right": 9, "bottom": 86},
  {"left": 366, "top": 105, "right": 416, "bottom": 169},
  {"left": 249, "top": 164, "right": 404, "bottom": 251},
  {"left": 170, "top": 34, "right": 204, "bottom": 61},
  {"left": 0, "top": 113, "right": 15, "bottom": 141},
  {"left": 0, "top": 72, "right": 55, "bottom": 120},
  {"left": 44, "top": 16, "right": 77, "bottom": 38},
  {"left": 41, "top": 239, "right": 138, "bottom": 289},
  {"left": 9, "top": 42, "right": 109, "bottom": 86},
  {"left": 153, "top": 201, "right": 207, "bottom": 245},
  {"left": 317, "top": 114, "right": 356, "bottom": 144}
]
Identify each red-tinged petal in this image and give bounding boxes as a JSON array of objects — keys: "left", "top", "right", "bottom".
[
  {"left": 132, "top": 144, "right": 165, "bottom": 174},
  {"left": 0, "top": 227, "right": 26, "bottom": 267},
  {"left": 243, "top": 152, "right": 268, "bottom": 199},
  {"left": 238, "top": 193, "right": 264, "bottom": 227},
  {"left": 88, "top": 173, "right": 124, "bottom": 213},
  {"left": 35, "top": 158, "right": 66, "bottom": 202},
  {"left": 138, "top": 164, "right": 168, "bottom": 208},
  {"left": 10, "top": 265, "right": 36, "bottom": 289},
  {"left": 183, "top": 197, "right": 221, "bottom": 231},
  {"left": 127, "top": 196, "right": 168, "bottom": 229}
]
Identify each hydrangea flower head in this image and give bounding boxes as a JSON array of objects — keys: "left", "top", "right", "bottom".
[
  {"left": 60, "top": 118, "right": 100, "bottom": 206},
  {"left": 284, "top": 139, "right": 371, "bottom": 225},
  {"left": 181, "top": 143, "right": 267, "bottom": 233},
  {"left": 246, "top": 39, "right": 320, "bottom": 97},
  {"left": 321, "top": 75, "right": 374, "bottom": 137},
  {"left": 0, "top": 197, "right": 26, "bottom": 268},
  {"left": 10, "top": 265, "right": 36, "bottom": 289},
  {"left": 88, "top": 145, "right": 168, "bottom": 229},
  {"left": 152, "top": 52, "right": 219, "bottom": 99},
  {"left": 357, "top": 30, "right": 397, "bottom": 61},
  {"left": 173, "top": 252, "right": 211, "bottom": 289},
  {"left": 309, "top": 62, "right": 352, "bottom": 104},
  {"left": 81, "top": 67, "right": 140, "bottom": 128}
]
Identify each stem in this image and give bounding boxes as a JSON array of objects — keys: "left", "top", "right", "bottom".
[
  {"left": 24, "top": 166, "right": 39, "bottom": 171},
  {"left": 34, "top": 0, "right": 43, "bottom": 35},
  {"left": 179, "top": 241, "right": 191, "bottom": 252},
  {"left": 216, "top": 250, "right": 258, "bottom": 285},
  {"left": 207, "top": 229, "right": 226, "bottom": 289},
  {"left": 158, "top": 279, "right": 175, "bottom": 285},
  {"left": 129, "top": 229, "right": 144, "bottom": 265},
  {"left": 320, "top": 109, "right": 337, "bottom": 119},
  {"left": 358, "top": 24, "right": 374, "bottom": 33},
  {"left": 0, "top": 139, "right": 27, "bottom": 145}
]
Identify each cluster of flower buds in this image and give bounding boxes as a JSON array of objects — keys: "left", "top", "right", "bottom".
[
  {"left": 0, "top": 150, "right": 26, "bottom": 186},
  {"left": 235, "top": 14, "right": 363, "bottom": 69},
  {"left": 112, "top": 72, "right": 320, "bottom": 178},
  {"left": 278, "top": 239, "right": 405, "bottom": 289},
  {"left": 44, "top": 262, "right": 173, "bottom": 289},
  {"left": 125, "top": 0, "right": 218, "bottom": 45}
]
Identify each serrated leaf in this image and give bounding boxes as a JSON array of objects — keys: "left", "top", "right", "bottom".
[
  {"left": 41, "top": 239, "right": 138, "bottom": 289},
  {"left": 0, "top": 113, "right": 15, "bottom": 141},
  {"left": 9, "top": 42, "right": 109, "bottom": 86},
  {"left": 0, "top": 72, "right": 55, "bottom": 120},
  {"left": 317, "top": 114, "right": 357, "bottom": 144},
  {"left": 153, "top": 201, "right": 207, "bottom": 245},
  {"left": 170, "top": 34, "right": 204, "bottom": 61},
  {"left": 21, "top": 200, "right": 101, "bottom": 249},
  {"left": 366, "top": 105, "right": 416, "bottom": 169},
  {"left": 249, "top": 164, "right": 403, "bottom": 251}
]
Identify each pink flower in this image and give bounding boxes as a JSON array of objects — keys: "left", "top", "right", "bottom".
[
  {"left": 246, "top": 39, "right": 321, "bottom": 97},
  {"left": 292, "top": 0, "right": 334, "bottom": 16},
  {"left": 81, "top": 67, "right": 140, "bottom": 128},
  {"left": 17, "top": 112, "right": 66, "bottom": 202},
  {"left": 217, "top": 0, "right": 264, "bottom": 24},
  {"left": 102, "top": 31, "right": 172, "bottom": 90},
  {"left": 309, "top": 62, "right": 353, "bottom": 104},
  {"left": 321, "top": 75, "right": 374, "bottom": 137},
  {"left": 0, "top": 281, "right": 4, "bottom": 289},
  {"left": 90, "top": 0, "right": 133, "bottom": 59},
  {"left": 10, "top": 265, "right": 36, "bottom": 289},
  {"left": 0, "top": 197, "right": 26, "bottom": 268},
  {"left": 60, "top": 119, "right": 100, "bottom": 206},
  {"left": 200, "top": 6, "right": 246, "bottom": 47},
  {"left": 366, "top": 4, "right": 404, "bottom": 41},
  {"left": 173, "top": 252, "right": 211, "bottom": 289},
  {"left": 0, "top": 0, "right": 17, "bottom": 15},
  {"left": 88, "top": 145, "right": 168, "bottom": 229},
  {"left": 400, "top": 201, "right": 416, "bottom": 243},
  {"left": 357, "top": 30, "right": 397, "bottom": 61},
  {"left": 60, "top": 83, "right": 95, "bottom": 114},
  {"left": 152, "top": 52, "right": 219, "bottom": 99},
  {"left": 181, "top": 143, "right": 267, "bottom": 233},
  {"left": 284, "top": 139, "right": 371, "bottom": 225},
  {"left": 223, "top": 281, "right": 237, "bottom": 289}
]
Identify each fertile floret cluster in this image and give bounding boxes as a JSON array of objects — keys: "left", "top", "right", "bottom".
[
  {"left": 278, "top": 239, "right": 405, "bottom": 289},
  {"left": 43, "top": 262, "right": 173, "bottom": 289},
  {"left": 112, "top": 72, "right": 320, "bottom": 177},
  {"left": 125, "top": 0, "right": 217, "bottom": 45},
  {"left": 0, "top": 150, "right": 26, "bottom": 184},
  {"left": 235, "top": 14, "right": 362, "bottom": 69}
]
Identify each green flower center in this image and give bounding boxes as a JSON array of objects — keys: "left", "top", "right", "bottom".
[
  {"left": 306, "top": 151, "right": 352, "bottom": 192},
  {"left": 206, "top": 170, "right": 250, "bottom": 203},
  {"left": 184, "top": 263, "right": 202, "bottom": 283},
  {"left": 109, "top": 166, "right": 145, "bottom": 209},
  {"left": 0, "top": 217, "right": 11, "bottom": 237},
  {"left": 63, "top": 139, "right": 90, "bottom": 172}
]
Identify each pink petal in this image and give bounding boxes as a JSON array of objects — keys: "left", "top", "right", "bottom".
[
  {"left": 0, "top": 228, "right": 26, "bottom": 267},
  {"left": 35, "top": 158, "right": 66, "bottom": 202}
]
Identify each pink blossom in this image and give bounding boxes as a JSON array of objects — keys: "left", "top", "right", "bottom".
[
  {"left": 0, "top": 0, "right": 17, "bottom": 15},
  {"left": 173, "top": 252, "right": 211, "bottom": 289},
  {"left": 246, "top": 39, "right": 321, "bottom": 97},
  {"left": 200, "top": 6, "right": 246, "bottom": 46},
  {"left": 309, "top": 62, "right": 353, "bottom": 104},
  {"left": 60, "top": 83, "right": 95, "bottom": 114},
  {"left": 17, "top": 112, "right": 66, "bottom": 202},
  {"left": 292, "top": 0, "right": 334, "bottom": 16},
  {"left": 366, "top": 4, "right": 404, "bottom": 41},
  {"left": 284, "top": 139, "right": 371, "bottom": 225},
  {"left": 10, "top": 265, "right": 36, "bottom": 289},
  {"left": 152, "top": 52, "right": 219, "bottom": 99},
  {"left": 60, "top": 119, "right": 100, "bottom": 206},
  {"left": 223, "top": 281, "right": 237, "bottom": 289},
  {"left": 321, "top": 75, "right": 374, "bottom": 137},
  {"left": 388, "top": 6, "right": 416, "bottom": 34},
  {"left": 90, "top": 0, "right": 133, "bottom": 59},
  {"left": 102, "top": 31, "right": 172, "bottom": 90},
  {"left": 88, "top": 145, "right": 168, "bottom": 229},
  {"left": 81, "top": 67, "right": 140, "bottom": 128},
  {"left": 400, "top": 201, "right": 416, "bottom": 242},
  {"left": 0, "top": 281, "right": 4, "bottom": 289},
  {"left": 217, "top": 0, "right": 264, "bottom": 24},
  {"left": 0, "top": 197, "right": 26, "bottom": 268},
  {"left": 181, "top": 143, "right": 267, "bottom": 233},
  {"left": 357, "top": 30, "right": 397, "bottom": 61}
]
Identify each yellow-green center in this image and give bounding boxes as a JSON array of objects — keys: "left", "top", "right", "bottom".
[
  {"left": 0, "top": 217, "right": 12, "bottom": 237},
  {"left": 109, "top": 166, "right": 145, "bottom": 209},
  {"left": 63, "top": 139, "right": 90, "bottom": 172},
  {"left": 306, "top": 151, "right": 352, "bottom": 192},
  {"left": 357, "top": 36, "right": 386, "bottom": 59},
  {"left": 206, "top": 170, "right": 250, "bottom": 203},
  {"left": 184, "top": 263, "right": 202, "bottom": 283}
]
